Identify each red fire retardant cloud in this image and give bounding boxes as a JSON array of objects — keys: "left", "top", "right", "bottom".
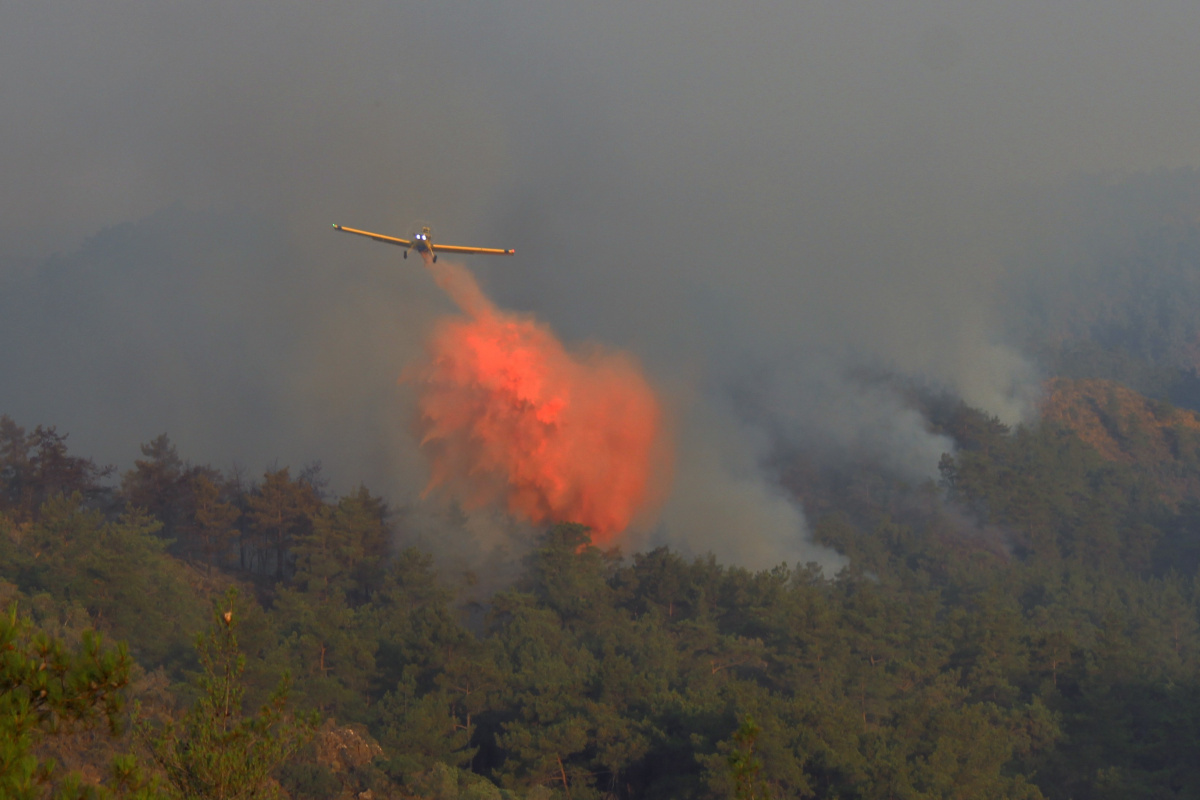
[{"left": 408, "top": 260, "right": 671, "bottom": 544}]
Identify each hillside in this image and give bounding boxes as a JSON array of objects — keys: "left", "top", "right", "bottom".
[
  {"left": 1040, "top": 376, "right": 1200, "bottom": 505},
  {"left": 4, "top": 385, "right": 1200, "bottom": 798}
]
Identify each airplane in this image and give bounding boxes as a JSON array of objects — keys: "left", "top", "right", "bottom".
[{"left": 332, "top": 223, "right": 515, "bottom": 263}]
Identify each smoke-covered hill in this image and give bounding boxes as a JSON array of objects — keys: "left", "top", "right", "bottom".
[{"left": 1012, "top": 169, "right": 1200, "bottom": 405}]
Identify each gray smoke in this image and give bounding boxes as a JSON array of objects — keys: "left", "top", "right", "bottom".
[{"left": 3, "top": 0, "right": 1200, "bottom": 569}]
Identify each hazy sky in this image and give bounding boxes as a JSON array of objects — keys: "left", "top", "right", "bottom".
[{"left": 2, "top": 0, "right": 1199, "bottom": 569}]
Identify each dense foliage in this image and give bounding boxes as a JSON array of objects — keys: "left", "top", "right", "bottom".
[
  {"left": 0, "top": 602, "right": 159, "bottom": 800},
  {"left": 138, "top": 589, "right": 317, "bottom": 800},
  {"left": 2, "top": 393, "right": 1200, "bottom": 799}
]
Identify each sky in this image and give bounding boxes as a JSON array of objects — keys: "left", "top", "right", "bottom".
[{"left": 2, "top": 0, "right": 1199, "bottom": 570}]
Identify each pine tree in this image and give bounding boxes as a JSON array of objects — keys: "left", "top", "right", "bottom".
[{"left": 139, "top": 589, "right": 317, "bottom": 800}]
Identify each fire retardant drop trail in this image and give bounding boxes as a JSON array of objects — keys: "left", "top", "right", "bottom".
[{"left": 408, "top": 259, "right": 671, "bottom": 545}]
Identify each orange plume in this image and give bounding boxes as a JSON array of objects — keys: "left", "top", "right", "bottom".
[{"left": 408, "top": 260, "right": 671, "bottom": 544}]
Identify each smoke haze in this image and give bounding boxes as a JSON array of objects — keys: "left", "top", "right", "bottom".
[{"left": 2, "top": 0, "right": 1200, "bottom": 570}]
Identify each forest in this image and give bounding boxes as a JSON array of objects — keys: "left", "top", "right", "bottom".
[
  {"left": 6, "top": 377, "right": 1200, "bottom": 800},
  {"left": 7, "top": 174, "right": 1200, "bottom": 799}
]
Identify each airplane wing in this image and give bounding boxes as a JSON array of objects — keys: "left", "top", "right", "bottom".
[
  {"left": 430, "top": 243, "right": 516, "bottom": 256},
  {"left": 332, "top": 224, "right": 412, "bottom": 248}
]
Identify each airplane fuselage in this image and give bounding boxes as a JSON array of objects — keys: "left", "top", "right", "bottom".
[{"left": 412, "top": 227, "right": 437, "bottom": 262}]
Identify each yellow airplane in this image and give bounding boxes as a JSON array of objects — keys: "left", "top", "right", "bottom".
[{"left": 332, "top": 223, "right": 515, "bottom": 263}]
